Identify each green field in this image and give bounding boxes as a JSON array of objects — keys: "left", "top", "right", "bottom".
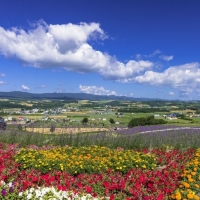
[{"left": 1, "top": 98, "right": 200, "bottom": 128}]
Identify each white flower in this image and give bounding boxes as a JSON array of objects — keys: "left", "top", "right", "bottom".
[
  {"left": 18, "top": 192, "right": 23, "bottom": 197},
  {"left": 0, "top": 181, "right": 5, "bottom": 186},
  {"left": 27, "top": 193, "right": 32, "bottom": 199},
  {"left": 19, "top": 186, "right": 103, "bottom": 200},
  {"left": 35, "top": 189, "right": 42, "bottom": 197},
  {"left": 41, "top": 188, "right": 48, "bottom": 196},
  {"left": 61, "top": 191, "right": 69, "bottom": 198},
  {"left": 8, "top": 182, "right": 13, "bottom": 187},
  {"left": 29, "top": 188, "right": 34, "bottom": 193}
]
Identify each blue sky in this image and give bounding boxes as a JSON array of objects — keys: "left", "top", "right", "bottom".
[{"left": 0, "top": 0, "right": 200, "bottom": 100}]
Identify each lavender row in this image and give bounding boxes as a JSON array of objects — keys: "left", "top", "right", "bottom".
[
  {"left": 116, "top": 125, "right": 200, "bottom": 135},
  {"left": 1, "top": 124, "right": 200, "bottom": 149}
]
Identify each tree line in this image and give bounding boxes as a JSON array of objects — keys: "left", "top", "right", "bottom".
[{"left": 128, "top": 116, "right": 167, "bottom": 127}]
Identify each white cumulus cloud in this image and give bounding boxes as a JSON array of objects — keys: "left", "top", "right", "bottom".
[
  {"left": 134, "top": 62, "right": 200, "bottom": 86},
  {"left": 101, "top": 60, "right": 153, "bottom": 80},
  {"left": 0, "top": 20, "right": 153, "bottom": 80},
  {"left": 79, "top": 85, "right": 117, "bottom": 96},
  {"left": 131, "top": 62, "right": 200, "bottom": 96},
  {"left": 0, "top": 73, "right": 5, "bottom": 77},
  {"left": 159, "top": 55, "right": 173, "bottom": 61},
  {"left": 22, "top": 85, "right": 30, "bottom": 91},
  {"left": 169, "top": 91, "right": 174, "bottom": 95}
]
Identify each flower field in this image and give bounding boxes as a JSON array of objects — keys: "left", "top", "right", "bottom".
[
  {"left": 0, "top": 142, "right": 200, "bottom": 199},
  {"left": 15, "top": 146, "right": 157, "bottom": 174},
  {"left": 1, "top": 125, "right": 200, "bottom": 199}
]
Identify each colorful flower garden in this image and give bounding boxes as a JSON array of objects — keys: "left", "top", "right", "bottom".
[{"left": 1, "top": 126, "right": 200, "bottom": 199}]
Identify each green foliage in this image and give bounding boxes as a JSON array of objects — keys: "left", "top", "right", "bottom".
[
  {"left": 179, "top": 114, "right": 186, "bottom": 119},
  {"left": 109, "top": 118, "right": 115, "bottom": 124},
  {"left": 79, "top": 102, "right": 100, "bottom": 108},
  {"left": 82, "top": 117, "right": 88, "bottom": 124},
  {"left": 0, "top": 112, "right": 7, "bottom": 116},
  {"left": 12, "top": 118, "right": 17, "bottom": 121},
  {"left": 50, "top": 124, "right": 56, "bottom": 133},
  {"left": 0, "top": 102, "right": 30, "bottom": 109},
  {"left": 105, "top": 101, "right": 124, "bottom": 106},
  {"left": 17, "top": 124, "right": 23, "bottom": 131},
  {"left": 128, "top": 115, "right": 167, "bottom": 128},
  {"left": 1, "top": 123, "right": 200, "bottom": 150}
]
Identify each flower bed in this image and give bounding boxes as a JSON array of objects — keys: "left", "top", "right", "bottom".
[
  {"left": 171, "top": 148, "right": 200, "bottom": 200},
  {"left": 15, "top": 146, "right": 157, "bottom": 174},
  {"left": 0, "top": 142, "right": 199, "bottom": 199}
]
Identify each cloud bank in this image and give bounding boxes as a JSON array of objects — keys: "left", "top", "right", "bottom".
[
  {"left": 0, "top": 20, "right": 200, "bottom": 97},
  {"left": 0, "top": 20, "right": 153, "bottom": 81},
  {"left": 79, "top": 85, "right": 117, "bottom": 96},
  {"left": 132, "top": 62, "right": 200, "bottom": 97}
]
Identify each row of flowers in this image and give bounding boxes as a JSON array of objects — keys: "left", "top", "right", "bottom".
[
  {"left": 0, "top": 142, "right": 198, "bottom": 199},
  {"left": 14, "top": 145, "right": 157, "bottom": 174},
  {"left": 0, "top": 181, "right": 102, "bottom": 200},
  {"left": 171, "top": 148, "right": 200, "bottom": 200}
]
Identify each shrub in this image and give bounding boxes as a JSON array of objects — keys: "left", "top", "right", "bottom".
[
  {"left": 82, "top": 117, "right": 88, "bottom": 124},
  {"left": 50, "top": 124, "right": 56, "bottom": 133},
  {"left": 109, "top": 118, "right": 115, "bottom": 124},
  {"left": 128, "top": 115, "right": 167, "bottom": 128}
]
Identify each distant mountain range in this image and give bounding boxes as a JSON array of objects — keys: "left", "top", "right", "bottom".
[{"left": 0, "top": 91, "right": 161, "bottom": 101}]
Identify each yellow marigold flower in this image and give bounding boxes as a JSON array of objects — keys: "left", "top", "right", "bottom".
[
  {"left": 187, "top": 174, "right": 192, "bottom": 179},
  {"left": 187, "top": 193, "right": 194, "bottom": 199},
  {"left": 170, "top": 194, "right": 175, "bottom": 199},
  {"left": 180, "top": 174, "right": 185, "bottom": 177},
  {"left": 179, "top": 185, "right": 183, "bottom": 188},
  {"left": 194, "top": 195, "right": 200, "bottom": 200},
  {"left": 191, "top": 171, "right": 196, "bottom": 176},
  {"left": 182, "top": 182, "right": 190, "bottom": 188},
  {"left": 195, "top": 184, "right": 200, "bottom": 188},
  {"left": 175, "top": 193, "right": 182, "bottom": 200}
]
